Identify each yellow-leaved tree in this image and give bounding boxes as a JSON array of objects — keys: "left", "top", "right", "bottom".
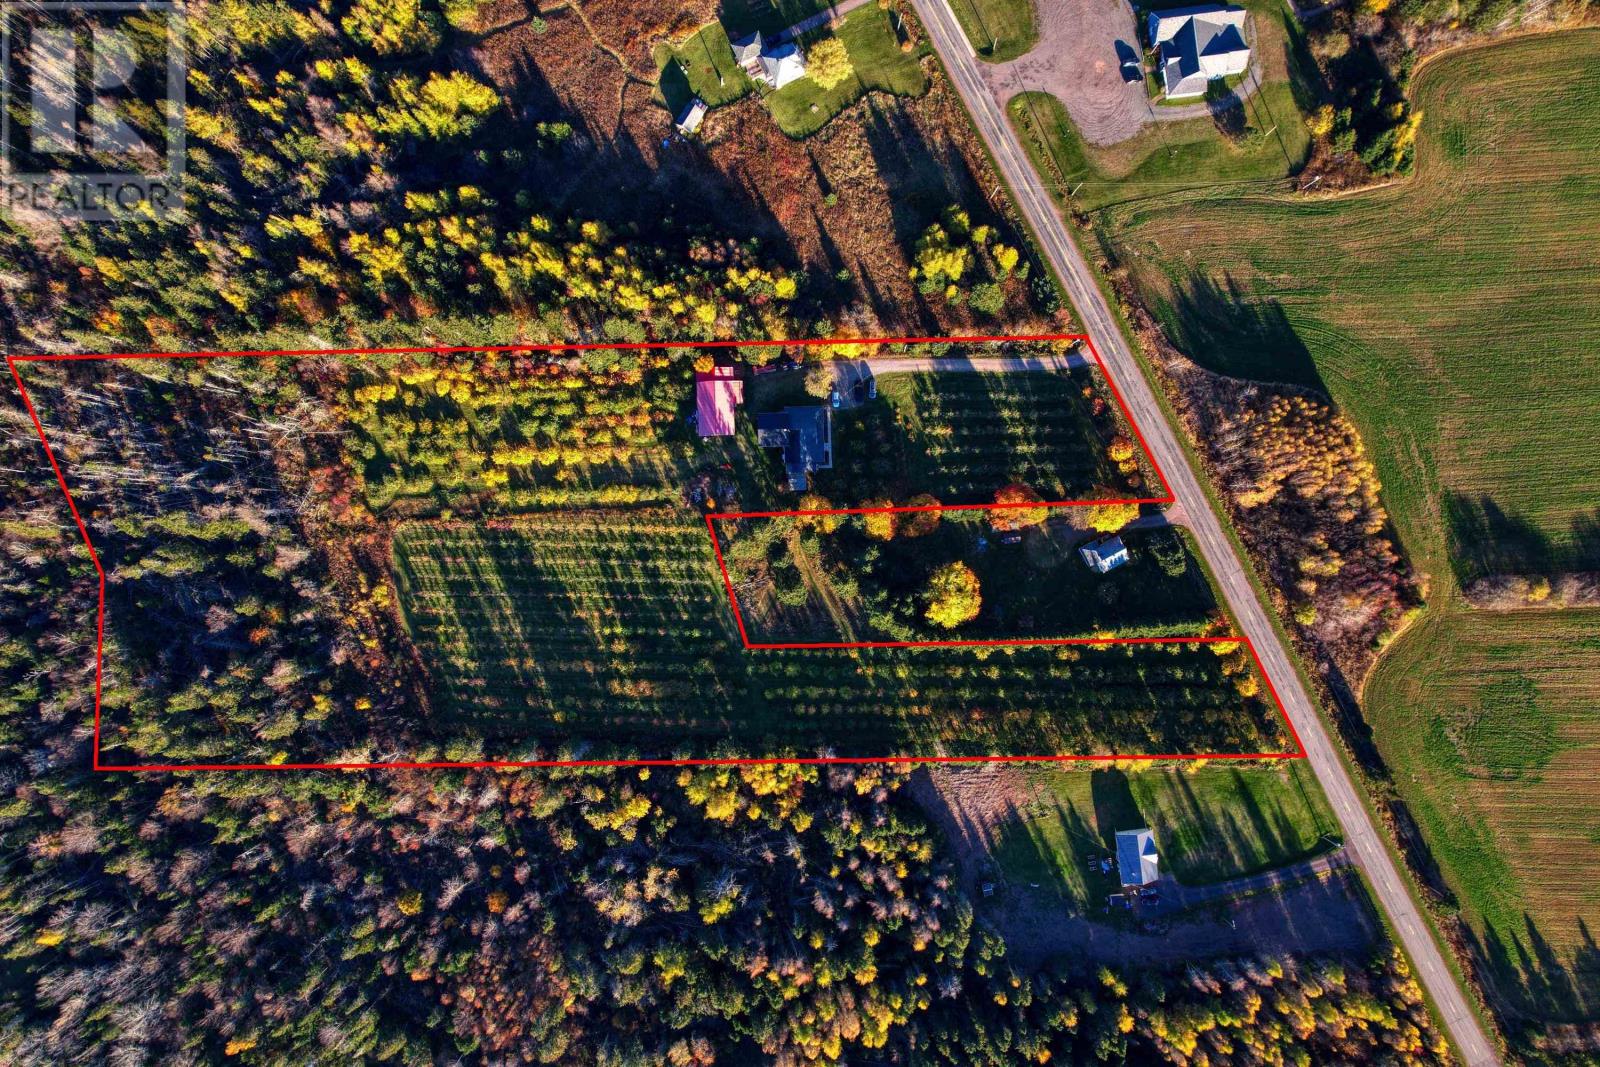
[
  {"left": 924, "top": 562, "right": 981, "bottom": 629},
  {"left": 808, "top": 37, "right": 855, "bottom": 91}
]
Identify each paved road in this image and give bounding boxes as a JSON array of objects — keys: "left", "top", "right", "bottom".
[{"left": 908, "top": 2, "right": 1501, "bottom": 1063}]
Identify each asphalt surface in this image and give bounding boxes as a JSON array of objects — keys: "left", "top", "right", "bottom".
[{"left": 907, "top": 2, "right": 1501, "bottom": 1063}]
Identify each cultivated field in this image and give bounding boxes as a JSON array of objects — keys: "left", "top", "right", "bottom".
[
  {"left": 1090, "top": 32, "right": 1600, "bottom": 1033},
  {"left": 391, "top": 511, "right": 1292, "bottom": 757},
  {"left": 1364, "top": 606, "right": 1600, "bottom": 1025},
  {"left": 993, "top": 762, "right": 1337, "bottom": 908},
  {"left": 1102, "top": 33, "right": 1600, "bottom": 585},
  {"left": 821, "top": 371, "right": 1138, "bottom": 503}
]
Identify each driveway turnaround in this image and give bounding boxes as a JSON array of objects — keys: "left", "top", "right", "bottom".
[{"left": 909, "top": 0, "right": 1502, "bottom": 1063}]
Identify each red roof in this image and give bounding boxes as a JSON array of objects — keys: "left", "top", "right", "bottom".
[{"left": 695, "top": 367, "right": 743, "bottom": 437}]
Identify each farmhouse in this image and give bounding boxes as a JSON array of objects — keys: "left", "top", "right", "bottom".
[
  {"left": 1115, "top": 828, "right": 1161, "bottom": 888},
  {"left": 675, "top": 97, "right": 708, "bottom": 136},
  {"left": 1147, "top": 5, "right": 1251, "bottom": 99},
  {"left": 757, "top": 406, "right": 833, "bottom": 490},
  {"left": 1079, "top": 535, "right": 1130, "bottom": 573},
  {"left": 694, "top": 366, "right": 743, "bottom": 437},
  {"left": 730, "top": 30, "right": 809, "bottom": 89}
]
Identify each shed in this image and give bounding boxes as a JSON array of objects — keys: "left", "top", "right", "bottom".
[
  {"left": 675, "top": 98, "right": 708, "bottom": 136},
  {"left": 1115, "top": 828, "right": 1160, "bottom": 888}
]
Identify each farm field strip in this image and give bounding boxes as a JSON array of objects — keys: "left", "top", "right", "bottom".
[
  {"left": 391, "top": 510, "right": 1298, "bottom": 759},
  {"left": 825, "top": 370, "right": 1146, "bottom": 504}
]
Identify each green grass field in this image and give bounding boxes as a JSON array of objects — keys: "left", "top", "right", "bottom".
[
  {"left": 946, "top": 0, "right": 1037, "bottom": 62},
  {"left": 391, "top": 511, "right": 1292, "bottom": 757},
  {"left": 766, "top": 7, "right": 928, "bottom": 137},
  {"left": 820, "top": 371, "right": 1137, "bottom": 504},
  {"left": 1073, "top": 31, "right": 1600, "bottom": 1032},
  {"left": 1363, "top": 606, "right": 1600, "bottom": 1024},
  {"left": 993, "top": 762, "right": 1338, "bottom": 909},
  {"left": 655, "top": 7, "right": 927, "bottom": 139},
  {"left": 1004, "top": 0, "right": 1313, "bottom": 212}
]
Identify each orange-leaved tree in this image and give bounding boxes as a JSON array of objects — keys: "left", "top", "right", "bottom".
[{"left": 990, "top": 483, "right": 1047, "bottom": 531}]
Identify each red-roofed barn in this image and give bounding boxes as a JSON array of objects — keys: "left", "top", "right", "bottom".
[{"left": 695, "top": 366, "right": 744, "bottom": 437}]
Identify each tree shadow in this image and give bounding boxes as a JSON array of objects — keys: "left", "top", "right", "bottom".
[
  {"left": 1469, "top": 912, "right": 1600, "bottom": 1028},
  {"left": 1162, "top": 270, "right": 1327, "bottom": 390},
  {"left": 1446, "top": 494, "right": 1600, "bottom": 581}
]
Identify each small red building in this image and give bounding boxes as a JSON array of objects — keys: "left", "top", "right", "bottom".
[{"left": 695, "top": 366, "right": 744, "bottom": 438}]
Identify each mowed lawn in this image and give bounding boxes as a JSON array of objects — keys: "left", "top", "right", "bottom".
[
  {"left": 1086, "top": 32, "right": 1600, "bottom": 1029},
  {"left": 948, "top": 0, "right": 1038, "bottom": 62},
  {"left": 391, "top": 512, "right": 1294, "bottom": 758},
  {"left": 655, "top": 6, "right": 927, "bottom": 139},
  {"left": 992, "top": 762, "right": 1338, "bottom": 910}
]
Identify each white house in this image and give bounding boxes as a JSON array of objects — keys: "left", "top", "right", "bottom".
[
  {"left": 1116, "top": 828, "right": 1161, "bottom": 888},
  {"left": 1079, "top": 535, "right": 1130, "bottom": 574},
  {"left": 1147, "top": 5, "right": 1250, "bottom": 99},
  {"left": 729, "top": 30, "right": 808, "bottom": 89}
]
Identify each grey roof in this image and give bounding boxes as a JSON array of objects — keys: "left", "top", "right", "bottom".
[
  {"left": 756, "top": 406, "right": 832, "bottom": 491},
  {"left": 760, "top": 41, "right": 807, "bottom": 88},
  {"left": 1148, "top": 5, "right": 1249, "bottom": 98},
  {"left": 1079, "top": 534, "right": 1130, "bottom": 573},
  {"left": 1116, "top": 828, "right": 1160, "bottom": 887},
  {"left": 730, "top": 30, "right": 764, "bottom": 66}
]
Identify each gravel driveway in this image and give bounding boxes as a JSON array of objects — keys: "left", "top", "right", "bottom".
[{"left": 976, "top": 0, "right": 1263, "bottom": 146}]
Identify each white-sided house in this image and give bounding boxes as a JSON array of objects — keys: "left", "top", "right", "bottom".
[
  {"left": 1116, "top": 828, "right": 1161, "bottom": 888},
  {"left": 1079, "top": 534, "right": 1130, "bottom": 574},
  {"left": 730, "top": 31, "right": 767, "bottom": 78},
  {"left": 675, "top": 98, "right": 708, "bottom": 136},
  {"left": 758, "top": 41, "right": 807, "bottom": 88},
  {"left": 1148, "top": 5, "right": 1250, "bottom": 99},
  {"left": 730, "top": 30, "right": 808, "bottom": 89}
]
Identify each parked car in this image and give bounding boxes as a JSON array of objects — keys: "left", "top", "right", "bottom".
[
  {"left": 867, "top": 377, "right": 878, "bottom": 400},
  {"left": 829, "top": 387, "right": 841, "bottom": 409}
]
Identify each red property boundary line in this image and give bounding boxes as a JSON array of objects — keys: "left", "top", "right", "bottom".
[{"left": 7, "top": 332, "right": 1305, "bottom": 771}]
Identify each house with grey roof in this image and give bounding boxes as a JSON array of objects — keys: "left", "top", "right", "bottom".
[
  {"left": 1116, "top": 828, "right": 1161, "bottom": 887},
  {"left": 1079, "top": 534, "right": 1130, "bottom": 574},
  {"left": 1147, "top": 5, "right": 1250, "bottom": 99},
  {"left": 729, "top": 30, "right": 808, "bottom": 89},
  {"left": 756, "top": 406, "right": 832, "bottom": 491}
]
